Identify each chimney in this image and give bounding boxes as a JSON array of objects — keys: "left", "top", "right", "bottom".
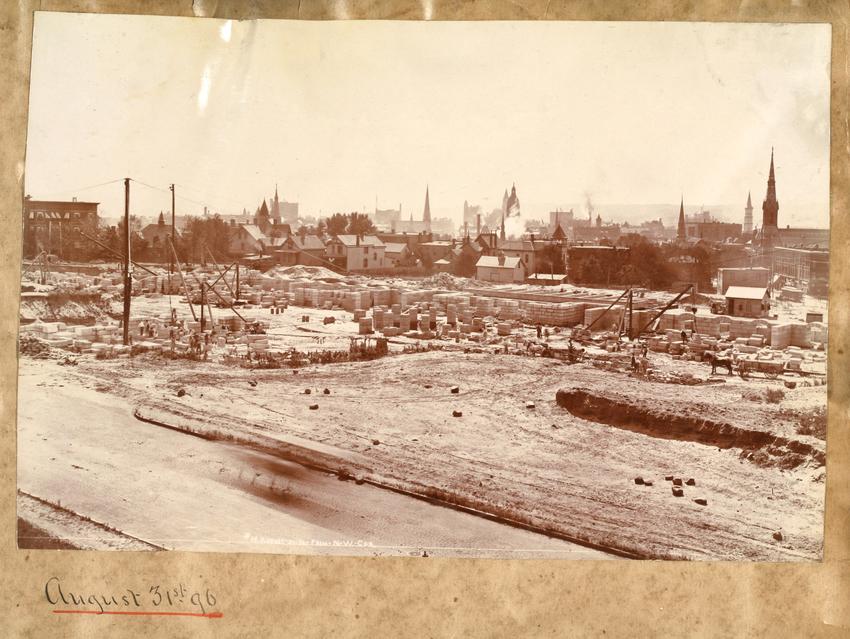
[
  {"left": 356, "top": 234, "right": 360, "bottom": 247},
  {"left": 498, "top": 253, "right": 506, "bottom": 266},
  {"left": 476, "top": 213, "right": 481, "bottom": 235}
]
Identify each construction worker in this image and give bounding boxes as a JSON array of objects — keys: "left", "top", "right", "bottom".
[{"left": 536, "top": 324, "right": 542, "bottom": 339}]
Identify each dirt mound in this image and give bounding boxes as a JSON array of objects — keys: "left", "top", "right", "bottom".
[
  {"left": 266, "top": 265, "right": 341, "bottom": 280},
  {"left": 555, "top": 387, "right": 824, "bottom": 469},
  {"left": 418, "top": 273, "right": 471, "bottom": 290},
  {"left": 19, "top": 292, "right": 112, "bottom": 324}
]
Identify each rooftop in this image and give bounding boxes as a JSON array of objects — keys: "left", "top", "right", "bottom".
[
  {"left": 335, "top": 234, "right": 385, "bottom": 248},
  {"left": 476, "top": 255, "right": 522, "bottom": 269},
  {"left": 724, "top": 286, "right": 769, "bottom": 300}
]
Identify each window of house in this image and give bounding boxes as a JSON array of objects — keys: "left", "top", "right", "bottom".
[{"left": 363, "top": 257, "right": 368, "bottom": 268}]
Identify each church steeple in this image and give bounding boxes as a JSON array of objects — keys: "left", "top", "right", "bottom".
[
  {"left": 677, "top": 196, "right": 686, "bottom": 241},
  {"left": 423, "top": 185, "right": 431, "bottom": 231},
  {"left": 743, "top": 190, "right": 753, "bottom": 235},
  {"left": 272, "top": 184, "right": 280, "bottom": 220},
  {"left": 761, "top": 148, "right": 779, "bottom": 247}
]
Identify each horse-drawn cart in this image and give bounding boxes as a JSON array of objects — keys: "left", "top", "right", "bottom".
[{"left": 737, "top": 357, "right": 787, "bottom": 379}]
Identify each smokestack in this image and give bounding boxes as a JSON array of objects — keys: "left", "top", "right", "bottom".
[{"left": 476, "top": 213, "right": 481, "bottom": 235}]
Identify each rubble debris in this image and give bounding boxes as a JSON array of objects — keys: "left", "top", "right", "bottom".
[
  {"left": 664, "top": 475, "right": 674, "bottom": 481},
  {"left": 452, "top": 410, "right": 463, "bottom": 417},
  {"left": 672, "top": 487, "right": 684, "bottom": 497},
  {"left": 634, "top": 477, "right": 644, "bottom": 485},
  {"left": 643, "top": 480, "right": 653, "bottom": 487},
  {"left": 694, "top": 499, "right": 708, "bottom": 506},
  {"left": 19, "top": 335, "right": 50, "bottom": 358},
  {"left": 672, "top": 478, "right": 683, "bottom": 486},
  {"left": 450, "top": 386, "right": 460, "bottom": 394},
  {"left": 372, "top": 439, "right": 380, "bottom": 446},
  {"left": 176, "top": 388, "right": 187, "bottom": 397},
  {"left": 309, "top": 404, "right": 319, "bottom": 410},
  {"left": 337, "top": 469, "right": 352, "bottom": 481},
  {"left": 323, "top": 388, "right": 331, "bottom": 395},
  {"left": 773, "top": 531, "right": 783, "bottom": 542},
  {"left": 304, "top": 388, "right": 312, "bottom": 394},
  {"left": 525, "top": 401, "right": 535, "bottom": 409},
  {"left": 685, "top": 478, "right": 696, "bottom": 486},
  {"left": 248, "top": 380, "right": 258, "bottom": 387}
]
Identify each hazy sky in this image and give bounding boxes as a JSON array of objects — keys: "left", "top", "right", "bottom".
[{"left": 25, "top": 13, "right": 830, "bottom": 227}]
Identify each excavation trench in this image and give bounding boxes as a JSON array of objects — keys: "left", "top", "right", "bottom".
[{"left": 555, "top": 388, "right": 825, "bottom": 469}]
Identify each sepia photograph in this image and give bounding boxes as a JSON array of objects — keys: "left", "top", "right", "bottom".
[{"left": 16, "top": 12, "right": 830, "bottom": 561}]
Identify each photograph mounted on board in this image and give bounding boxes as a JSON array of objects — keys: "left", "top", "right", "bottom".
[{"left": 17, "top": 12, "right": 830, "bottom": 561}]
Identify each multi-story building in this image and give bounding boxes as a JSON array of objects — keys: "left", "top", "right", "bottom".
[
  {"left": 23, "top": 197, "right": 99, "bottom": 260},
  {"left": 325, "top": 235, "right": 386, "bottom": 271},
  {"left": 772, "top": 246, "right": 829, "bottom": 297}
]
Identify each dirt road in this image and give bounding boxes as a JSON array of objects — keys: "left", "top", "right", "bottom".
[{"left": 17, "top": 362, "right": 608, "bottom": 558}]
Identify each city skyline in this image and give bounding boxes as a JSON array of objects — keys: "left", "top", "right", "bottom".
[{"left": 25, "top": 15, "right": 830, "bottom": 228}]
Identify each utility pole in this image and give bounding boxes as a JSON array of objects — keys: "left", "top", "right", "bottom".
[
  {"left": 235, "top": 263, "right": 240, "bottom": 300},
  {"left": 169, "top": 184, "right": 175, "bottom": 276},
  {"left": 627, "top": 288, "right": 634, "bottom": 341},
  {"left": 122, "top": 178, "right": 131, "bottom": 346},
  {"left": 200, "top": 278, "right": 206, "bottom": 333}
]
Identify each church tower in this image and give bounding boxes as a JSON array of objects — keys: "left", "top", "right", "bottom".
[
  {"left": 760, "top": 148, "right": 779, "bottom": 248},
  {"left": 743, "top": 191, "right": 753, "bottom": 236},
  {"left": 677, "top": 196, "right": 686, "bottom": 241}
]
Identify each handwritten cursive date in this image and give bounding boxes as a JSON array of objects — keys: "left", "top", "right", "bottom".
[{"left": 45, "top": 577, "right": 218, "bottom": 615}]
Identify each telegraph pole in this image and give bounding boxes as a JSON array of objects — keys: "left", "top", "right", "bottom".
[
  {"left": 200, "top": 277, "right": 206, "bottom": 333},
  {"left": 169, "top": 184, "right": 175, "bottom": 277},
  {"left": 122, "top": 178, "right": 131, "bottom": 346}
]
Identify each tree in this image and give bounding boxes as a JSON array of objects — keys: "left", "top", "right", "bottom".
[
  {"left": 180, "top": 214, "right": 230, "bottom": 265},
  {"left": 347, "top": 212, "right": 375, "bottom": 235},
  {"left": 316, "top": 219, "right": 327, "bottom": 237},
  {"left": 454, "top": 251, "right": 478, "bottom": 277},
  {"left": 326, "top": 213, "right": 348, "bottom": 236},
  {"left": 536, "top": 244, "right": 566, "bottom": 274},
  {"left": 114, "top": 215, "right": 148, "bottom": 263}
]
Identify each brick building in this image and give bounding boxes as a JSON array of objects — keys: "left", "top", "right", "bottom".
[{"left": 23, "top": 197, "right": 99, "bottom": 260}]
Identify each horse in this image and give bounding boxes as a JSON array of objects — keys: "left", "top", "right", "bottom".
[{"left": 703, "top": 351, "right": 734, "bottom": 375}]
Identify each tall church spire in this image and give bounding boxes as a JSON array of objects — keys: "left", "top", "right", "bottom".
[
  {"left": 677, "top": 196, "right": 686, "bottom": 241},
  {"left": 423, "top": 185, "right": 431, "bottom": 230},
  {"left": 272, "top": 184, "right": 280, "bottom": 220},
  {"left": 761, "top": 148, "right": 779, "bottom": 247}
]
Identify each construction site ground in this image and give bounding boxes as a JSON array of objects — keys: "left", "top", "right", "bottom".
[{"left": 17, "top": 326, "right": 826, "bottom": 560}]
